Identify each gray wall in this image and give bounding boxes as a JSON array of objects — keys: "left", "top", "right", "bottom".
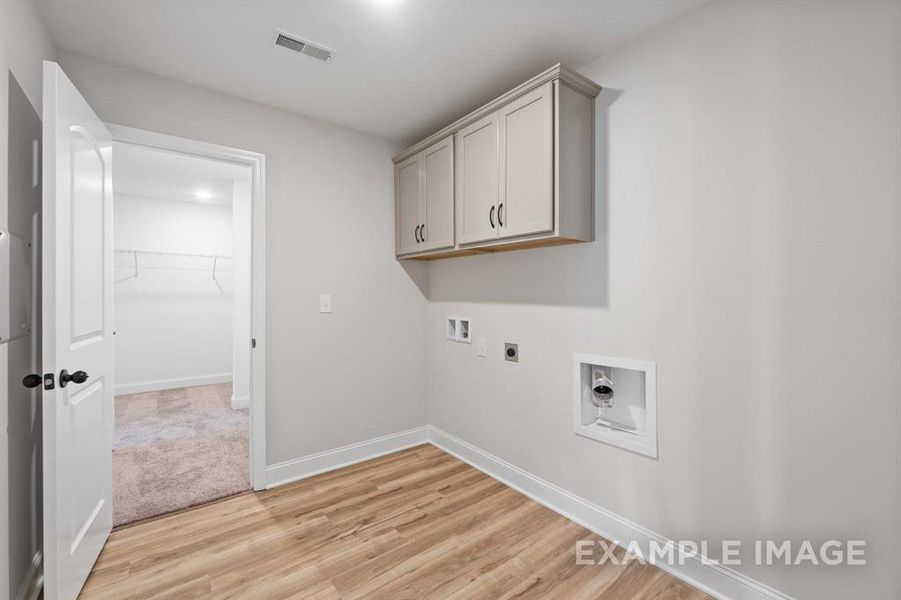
[
  {"left": 55, "top": 51, "right": 429, "bottom": 465},
  {"left": 426, "top": 2, "right": 901, "bottom": 598}
]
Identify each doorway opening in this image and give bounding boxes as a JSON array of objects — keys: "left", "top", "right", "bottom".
[{"left": 108, "top": 131, "right": 264, "bottom": 526}]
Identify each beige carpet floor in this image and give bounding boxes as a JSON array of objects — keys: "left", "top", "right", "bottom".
[{"left": 113, "top": 382, "right": 249, "bottom": 526}]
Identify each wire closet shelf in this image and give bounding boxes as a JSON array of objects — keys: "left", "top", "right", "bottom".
[{"left": 114, "top": 249, "right": 233, "bottom": 284}]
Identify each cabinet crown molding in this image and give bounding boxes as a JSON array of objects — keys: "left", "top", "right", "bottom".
[{"left": 392, "top": 63, "right": 601, "bottom": 165}]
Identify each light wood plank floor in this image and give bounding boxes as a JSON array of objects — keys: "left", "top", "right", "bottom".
[{"left": 80, "top": 444, "right": 711, "bottom": 599}]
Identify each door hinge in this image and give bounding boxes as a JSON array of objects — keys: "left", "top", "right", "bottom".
[{"left": 251, "top": 338, "right": 257, "bottom": 349}]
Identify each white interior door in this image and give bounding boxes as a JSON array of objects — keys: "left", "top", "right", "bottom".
[{"left": 42, "top": 60, "right": 114, "bottom": 600}]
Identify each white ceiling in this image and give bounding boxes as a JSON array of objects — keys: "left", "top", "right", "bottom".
[
  {"left": 114, "top": 142, "right": 250, "bottom": 207},
  {"left": 38, "top": 0, "right": 704, "bottom": 142}
]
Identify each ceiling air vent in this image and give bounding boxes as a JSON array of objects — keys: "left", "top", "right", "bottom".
[{"left": 274, "top": 31, "right": 334, "bottom": 62}]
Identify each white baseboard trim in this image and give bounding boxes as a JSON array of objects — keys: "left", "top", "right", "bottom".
[
  {"left": 427, "top": 426, "right": 793, "bottom": 600},
  {"left": 15, "top": 551, "right": 42, "bottom": 600},
  {"left": 265, "top": 426, "right": 430, "bottom": 488},
  {"left": 115, "top": 373, "right": 232, "bottom": 395},
  {"left": 231, "top": 394, "right": 249, "bottom": 410}
]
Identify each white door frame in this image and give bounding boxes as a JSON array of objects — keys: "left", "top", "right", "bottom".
[{"left": 105, "top": 124, "right": 267, "bottom": 491}]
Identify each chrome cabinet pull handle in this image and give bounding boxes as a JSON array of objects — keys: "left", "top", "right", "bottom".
[
  {"left": 414, "top": 225, "right": 421, "bottom": 243},
  {"left": 498, "top": 203, "right": 504, "bottom": 227},
  {"left": 420, "top": 224, "right": 426, "bottom": 242},
  {"left": 489, "top": 206, "right": 496, "bottom": 228}
]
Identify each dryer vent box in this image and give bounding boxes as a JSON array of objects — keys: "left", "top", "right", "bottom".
[{"left": 446, "top": 317, "right": 471, "bottom": 344}]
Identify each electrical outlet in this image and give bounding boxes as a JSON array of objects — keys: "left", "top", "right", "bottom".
[
  {"left": 477, "top": 337, "right": 487, "bottom": 357},
  {"left": 504, "top": 342, "right": 519, "bottom": 363}
]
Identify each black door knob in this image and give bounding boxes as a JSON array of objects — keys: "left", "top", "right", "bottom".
[
  {"left": 59, "top": 369, "right": 89, "bottom": 388},
  {"left": 22, "top": 374, "right": 42, "bottom": 389}
]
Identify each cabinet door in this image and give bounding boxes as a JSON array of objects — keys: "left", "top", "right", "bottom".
[
  {"left": 498, "top": 81, "right": 554, "bottom": 239},
  {"left": 421, "top": 136, "right": 454, "bottom": 251},
  {"left": 455, "top": 113, "right": 499, "bottom": 245},
  {"left": 395, "top": 154, "right": 422, "bottom": 256}
]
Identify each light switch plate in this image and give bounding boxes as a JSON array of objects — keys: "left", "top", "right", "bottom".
[
  {"left": 477, "top": 337, "right": 487, "bottom": 357},
  {"left": 319, "top": 294, "right": 332, "bottom": 313}
]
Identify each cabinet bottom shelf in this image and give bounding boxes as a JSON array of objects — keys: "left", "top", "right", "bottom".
[{"left": 399, "top": 235, "right": 585, "bottom": 261}]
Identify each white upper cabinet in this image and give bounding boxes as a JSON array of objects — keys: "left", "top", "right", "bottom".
[
  {"left": 498, "top": 81, "right": 554, "bottom": 240},
  {"left": 395, "top": 135, "right": 455, "bottom": 256},
  {"left": 394, "top": 64, "right": 600, "bottom": 259},
  {"left": 421, "top": 136, "right": 454, "bottom": 251},
  {"left": 395, "top": 153, "right": 422, "bottom": 256},
  {"left": 455, "top": 114, "right": 499, "bottom": 245}
]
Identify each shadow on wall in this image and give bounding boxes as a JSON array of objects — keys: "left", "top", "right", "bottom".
[
  {"left": 426, "top": 88, "right": 622, "bottom": 307},
  {"left": 401, "top": 260, "right": 429, "bottom": 297}
]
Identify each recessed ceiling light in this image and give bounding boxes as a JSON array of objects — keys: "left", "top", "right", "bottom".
[{"left": 195, "top": 189, "right": 213, "bottom": 201}]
